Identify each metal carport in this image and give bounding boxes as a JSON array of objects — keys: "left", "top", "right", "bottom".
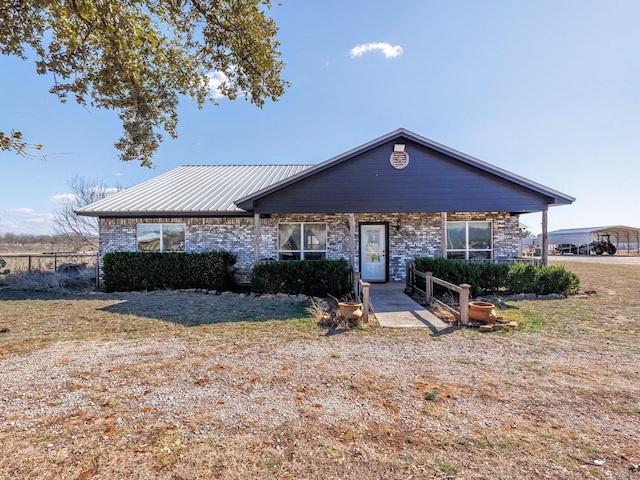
[{"left": 539, "top": 225, "right": 640, "bottom": 255}]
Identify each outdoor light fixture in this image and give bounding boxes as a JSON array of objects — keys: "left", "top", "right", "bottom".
[
  {"left": 394, "top": 218, "right": 402, "bottom": 232},
  {"left": 394, "top": 144, "right": 405, "bottom": 152}
]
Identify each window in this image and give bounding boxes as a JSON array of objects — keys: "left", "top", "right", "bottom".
[
  {"left": 446, "top": 221, "right": 492, "bottom": 260},
  {"left": 278, "top": 223, "right": 327, "bottom": 260},
  {"left": 137, "top": 223, "right": 185, "bottom": 252}
]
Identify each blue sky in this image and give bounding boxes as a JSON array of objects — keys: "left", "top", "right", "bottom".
[{"left": 1, "top": 0, "right": 639, "bottom": 235}]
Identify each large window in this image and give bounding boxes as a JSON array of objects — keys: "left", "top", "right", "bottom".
[
  {"left": 447, "top": 221, "right": 492, "bottom": 260},
  {"left": 137, "top": 224, "right": 186, "bottom": 252},
  {"left": 278, "top": 223, "right": 327, "bottom": 260}
]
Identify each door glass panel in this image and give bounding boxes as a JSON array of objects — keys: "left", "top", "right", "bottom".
[{"left": 365, "top": 229, "right": 381, "bottom": 263}]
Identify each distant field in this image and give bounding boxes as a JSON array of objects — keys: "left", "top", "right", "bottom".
[{"left": 0, "top": 261, "right": 638, "bottom": 479}]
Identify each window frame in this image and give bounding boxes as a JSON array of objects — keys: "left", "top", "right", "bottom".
[
  {"left": 446, "top": 220, "right": 493, "bottom": 260},
  {"left": 137, "top": 223, "right": 186, "bottom": 252},
  {"left": 277, "top": 222, "right": 327, "bottom": 261}
]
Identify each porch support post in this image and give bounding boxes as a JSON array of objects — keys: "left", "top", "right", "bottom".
[
  {"left": 253, "top": 213, "right": 261, "bottom": 266},
  {"left": 541, "top": 210, "right": 548, "bottom": 266},
  {"left": 348, "top": 213, "right": 356, "bottom": 271},
  {"left": 440, "top": 212, "right": 447, "bottom": 258}
]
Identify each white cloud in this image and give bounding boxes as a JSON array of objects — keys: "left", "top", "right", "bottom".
[
  {"left": 207, "top": 71, "right": 229, "bottom": 100},
  {"left": 350, "top": 42, "right": 403, "bottom": 59},
  {"left": 0, "top": 209, "right": 55, "bottom": 234},
  {"left": 7, "top": 207, "right": 36, "bottom": 214},
  {"left": 50, "top": 193, "right": 77, "bottom": 203}
]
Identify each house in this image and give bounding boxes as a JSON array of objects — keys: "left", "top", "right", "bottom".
[{"left": 76, "top": 128, "right": 574, "bottom": 283}]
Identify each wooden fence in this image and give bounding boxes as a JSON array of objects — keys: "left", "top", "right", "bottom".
[{"left": 405, "top": 260, "right": 470, "bottom": 325}]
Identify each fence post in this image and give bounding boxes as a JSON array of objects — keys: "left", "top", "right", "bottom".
[
  {"left": 353, "top": 271, "right": 361, "bottom": 301},
  {"left": 425, "top": 271, "right": 433, "bottom": 304},
  {"left": 459, "top": 284, "right": 471, "bottom": 326},
  {"left": 361, "top": 281, "right": 370, "bottom": 324}
]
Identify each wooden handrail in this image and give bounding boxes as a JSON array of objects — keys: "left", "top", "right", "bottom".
[{"left": 405, "top": 260, "right": 470, "bottom": 326}]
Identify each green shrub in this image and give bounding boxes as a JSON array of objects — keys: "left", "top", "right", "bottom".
[
  {"left": 534, "top": 265, "right": 580, "bottom": 295},
  {"left": 251, "top": 259, "right": 351, "bottom": 297},
  {"left": 506, "top": 263, "right": 539, "bottom": 294},
  {"left": 413, "top": 258, "right": 579, "bottom": 297},
  {"left": 414, "top": 257, "right": 510, "bottom": 297},
  {"left": 102, "top": 251, "right": 236, "bottom": 292}
]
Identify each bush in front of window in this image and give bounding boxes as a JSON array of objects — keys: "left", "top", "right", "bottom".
[
  {"left": 414, "top": 258, "right": 579, "bottom": 297},
  {"left": 102, "top": 251, "right": 236, "bottom": 292},
  {"left": 414, "top": 257, "right": 510, "bottom": 297},
  {"left": 250, "top": 258, "right": 351, "bottom": 297}
]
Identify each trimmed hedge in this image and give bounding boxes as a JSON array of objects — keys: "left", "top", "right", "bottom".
[
  {"left": 414, "top": 257, "right": 579, "bottom": 297},
  {"left": 251, "top": 259, "right": 351, "bottom": 297},
  {"left": 102, "top": 251, "right": 236, "bottom": 292}
]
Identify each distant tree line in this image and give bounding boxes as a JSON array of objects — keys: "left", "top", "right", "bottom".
[{"left": 0, "top": 233, "right": 96, "bottom": 253}]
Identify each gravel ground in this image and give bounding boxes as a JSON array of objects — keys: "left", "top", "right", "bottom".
[{"left": 1, "top": 326, "right": 639, "bottom": 479}]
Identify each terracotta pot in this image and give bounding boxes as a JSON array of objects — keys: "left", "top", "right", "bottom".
[
  {"left": 337, "top": 301, "right": 363, "bottom": 320},
  {"left": 468, "top": 301, "right": 497, "bottom": 324}
]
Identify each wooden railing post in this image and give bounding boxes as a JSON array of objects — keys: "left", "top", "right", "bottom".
[
  {"left": 353, "top": 271, "right": 361, "bottom": 301},
  {"left": 459, "top": 284, "right": 471, "bottom": 326},
  {"left": 361, "top": 281, "right": 370, "bottom": 324},
  {"left": 405, "top": 260, "right": 413, "bottom": 292},
  {"left": 425, "top": 271, "right": 433, "bottom": 304}
]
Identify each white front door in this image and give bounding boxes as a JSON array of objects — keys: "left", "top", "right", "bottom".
[{"left": 360, "top": 224, "right": 387, "bottom": 282}]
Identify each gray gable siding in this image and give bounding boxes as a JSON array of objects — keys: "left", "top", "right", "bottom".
[{"left": 248, "top": 137, "right": 551, "bottom": 214}]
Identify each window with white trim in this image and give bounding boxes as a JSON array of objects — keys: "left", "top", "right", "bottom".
[
  {"left": 278, "top": 222, "right": 327, "bottom": 260},
  {"left": 137, "top": 223, "right": 186, "bottom": 252},
  {"left": 446, "top": 221, "right": 492, "bottom": 259}
]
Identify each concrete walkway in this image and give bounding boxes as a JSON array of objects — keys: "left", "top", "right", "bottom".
[{"left": 368, "top": 282, "right": 450, "bottom": 331}]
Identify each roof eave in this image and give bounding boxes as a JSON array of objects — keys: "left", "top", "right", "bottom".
[{"left": 75, "top": 210, "right": 252, "bottom": 218}]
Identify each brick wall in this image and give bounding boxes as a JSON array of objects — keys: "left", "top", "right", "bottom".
[{"left": 99, "top": 212, "right": 521, "bottom": 282}]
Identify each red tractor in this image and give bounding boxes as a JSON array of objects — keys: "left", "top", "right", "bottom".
[{"left": 591, "top": 233, "right": 617, "bottom": 255}]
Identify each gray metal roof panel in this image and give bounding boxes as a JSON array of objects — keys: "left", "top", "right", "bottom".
[{"left": 76, "top": 165, "right": 313, "bottom": 216}]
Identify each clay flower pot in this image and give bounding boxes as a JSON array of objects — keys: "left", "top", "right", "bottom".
[
  {"left": 337, "top": 301, "right": 363, "bottom": 320},
  {"left": 468, "top": 301, "right": 498, "bottom": 324}
]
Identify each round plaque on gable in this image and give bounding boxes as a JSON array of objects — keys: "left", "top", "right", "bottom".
[{"left": 390, "top": 150, "right": 409, "bottom": 169}]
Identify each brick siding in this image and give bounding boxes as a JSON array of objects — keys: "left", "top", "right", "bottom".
[{"left": 99, "top": 212, "right": 521, "bottom": 283}]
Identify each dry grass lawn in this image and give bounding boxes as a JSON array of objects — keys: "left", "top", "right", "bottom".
[{"left": 0, "top": 261, "right": 639, "bottom": 479}]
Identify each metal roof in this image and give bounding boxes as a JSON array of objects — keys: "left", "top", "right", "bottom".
[
  {"left": 236, "top": 128, "right": 575, "bottom": 210},
  {"left": 76, "top": 165, "right": 313, "bottom": 217}
]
